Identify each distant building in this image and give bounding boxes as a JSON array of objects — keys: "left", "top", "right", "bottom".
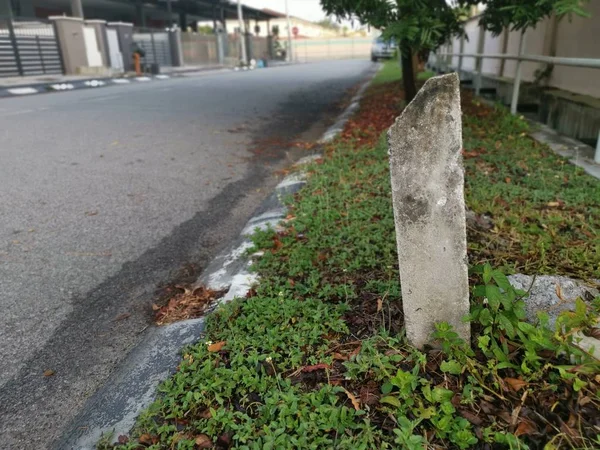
[{"left": 200, "top": 8, "right": 340, "bottom": 38}]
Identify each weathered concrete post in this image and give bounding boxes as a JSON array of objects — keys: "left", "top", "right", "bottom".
[{"left": 387, "top": 73, "right": 470, "bottom": 349}]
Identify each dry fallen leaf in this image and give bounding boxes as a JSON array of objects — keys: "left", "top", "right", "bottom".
[
  {"left": 376, "top": 298, "right": 383, "bottom": 313},
  {"left": 117, "top": 435, "right": 129, "bottom": 444},
  {"left": 85, "top": 210, "right": 98, "bottom": 216},
  {"left": 459, "top": 409, "right": 483, "bottom": 426},
  {"left": 342, "top": 387, "right": 360, "bottom": 411},
  {"left": 195, "top": 434, "right": 212, "bottom": 449},
  {"left": 505, "top": 377, "right": 528, "bottom": 392},
  {"left": 207, "top": 341, "right": 226, "bottom": 352},
  {"left": 332, "top": 352, "right": 348, "bottom": 361},
  {"left": 515, "top": 419, "right": 538, "bottom": 436},
  {"left": 349, "top": 344, "right": 362, "bottom": 359},
  {"left": 138, "top": 434, "right": 157, "bottom": 445},
  {"left": 114, "top": 312, "right": 131, "bottom": 321},
  {"left": 198, "top": 409, "right": 212, "bottom": 419},
  {"left": 555, "top": 284, "right": 565, "bottom": 302},
  {"left": 302, "top": 363, "right": 330, "bottom": 372},
  {"left": 43, "top": 369, "right": 55, "bottom": 377}
]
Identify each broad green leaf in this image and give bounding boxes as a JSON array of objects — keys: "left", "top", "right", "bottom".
[
  {"left": 472, "top": 285, "right": 487, "bottom": 298},
  {"left": 498, "top": 313, "right": 516, "bottom": 338},
  {"left": 486, "top": 284, "right": 502, "bottom": 311},
  {"left": 379, "top": 395, "right": 402, "bottom": 408},
  {"left": 479, "top": 308, "right": 493, "bottom": 326},
  {"left": 483, "top": 264, "right": 493, "bottom": 284},
  {"left": 432, "top": 387, "right": 454, "bottom": 403},
  {"left": 492, "top": 270, "right": 512, "bottom": 291},
  {"left": 517, "top": 322, "right": 536, "bottom": 333},
  {"left": 440, "top": 360, "right": 462, "bottom": 375}
]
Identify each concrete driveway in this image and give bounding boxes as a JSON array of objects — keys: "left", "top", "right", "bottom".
[{"left": 0, "top": 60, "right": 374, "bottom": 449}]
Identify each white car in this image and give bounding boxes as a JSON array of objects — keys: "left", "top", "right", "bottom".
[{"left": 371, "top": 37, "right": 395, "bottom": 62}]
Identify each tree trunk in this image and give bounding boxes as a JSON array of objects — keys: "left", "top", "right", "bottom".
[{"left": 401, "top": 45, "right": 417, "bottom": 104}]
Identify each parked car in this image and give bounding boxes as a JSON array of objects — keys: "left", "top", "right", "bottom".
[{"left": 371, "top": 37, "right": 395, "bottom": 62}]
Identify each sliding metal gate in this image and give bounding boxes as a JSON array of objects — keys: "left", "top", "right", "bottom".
[
  {"left": 132, "top": 27, "right": 172, "bottom": 68},
  {"left": 0, "top": 16, "right": 64, "bottom": 77}
]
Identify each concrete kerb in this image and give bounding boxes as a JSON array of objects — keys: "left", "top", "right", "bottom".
[
  {"left": 318, "top": 66, "right": 379, "bottom": 144},
  {"left": 55, "top": 166, "right": 311, "bottom": 450},
  {"left": 54, "top": 68, "right": 377, "bottom": 449}
]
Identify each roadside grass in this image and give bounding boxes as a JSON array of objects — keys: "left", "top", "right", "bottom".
[
  {"left": 103, "top": 75, "right": 600, "bottom": 449},
  {"left": 372, "top": 58, "right": 434, "bottom": 84},
  {"left": 461, "top": 94, "right": 600, "bottom": 279}
]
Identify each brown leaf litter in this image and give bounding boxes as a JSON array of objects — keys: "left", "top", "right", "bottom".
[{"left": 153, "top": 285, "right": 226, "bottom": 325}]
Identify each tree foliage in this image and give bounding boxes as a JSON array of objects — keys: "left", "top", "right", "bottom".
[
  {"left": 321, "top": 0, "right": 591, "bottom": 101},
  {"left": 480, "top": 0, "right": 591, "bottom": 35}
]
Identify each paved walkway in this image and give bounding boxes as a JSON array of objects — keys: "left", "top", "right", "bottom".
[{"left": 530, "top": 122, "right": 600, "bottom": 180}]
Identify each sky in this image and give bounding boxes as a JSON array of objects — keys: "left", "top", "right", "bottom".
[{"left": 242, "top": 0, "right": 330, "bottom": 22}]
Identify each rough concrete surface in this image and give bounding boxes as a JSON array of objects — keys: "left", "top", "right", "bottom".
[
  {"left": 508, "top": 274, "right": 599, "bottom": 327},
  {"left": 387, "top": 73, "right": 470, "bottom": 348},
  {"left": 0, "top": 59, "right": 375, "bottom": 450}
]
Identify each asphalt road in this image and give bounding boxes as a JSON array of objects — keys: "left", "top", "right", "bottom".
[{"left": 0, "top": 60, "right": 374, "bottom": 449}]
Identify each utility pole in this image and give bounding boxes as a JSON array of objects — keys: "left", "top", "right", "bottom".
[
  {"left": 284, "top": 0, "right": 292, "bottom": 62},
  {"left": 237, "top": 0, "right": 248, "bottom": 65},
  {"left": 70, "top": 0, "right": 84, "bottom": 18},
  {"left": 166, "top": 0, "right": 174, "bottom": 27}
]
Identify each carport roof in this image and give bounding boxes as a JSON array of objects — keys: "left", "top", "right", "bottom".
[{"left": 124, "top": 0, "right": 279, "bottom": 21}]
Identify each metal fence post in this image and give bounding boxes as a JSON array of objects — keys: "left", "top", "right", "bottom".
[
  {"left": 6, "top": 17, "right": 23, "bottom": 76},
  {"left": 594, "top": 129, "right": 600, "bottom": 164},
  {"left": 510, "top": 30, "right": 527, "bottom": 115},
  {"left": 36, "top": 35, "right": 46, "bottom": 73},
  {"left": 457, "top": 35, "right": 465, "bottom": 77},
  {"left": 150, "top": 27, "right": 157, "bottom": 65},
  {"left": 475, "top": 25, "right": 486, "bottom": 96}
]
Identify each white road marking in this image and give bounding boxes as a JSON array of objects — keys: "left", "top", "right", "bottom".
[
  {"left": 7, "top": 87, "right": 38, "bottom": 95},
  {"left": 50, "top": 83, "right": 75, "bottom": 90},
  {"left": 84, "top": 80, "right": 106, "bottom": 87}
]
